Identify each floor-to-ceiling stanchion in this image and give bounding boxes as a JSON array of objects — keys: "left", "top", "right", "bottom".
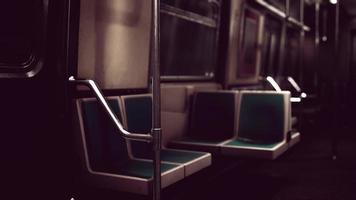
[
  {"left": 151, "top": 0, "right": 161, "bottom": 200},
  {"left": 298, "top": 0, "right": 305, "bottom": 131},
  {"left": 331, "top": 0, "right": 340, "bottom": 161}
]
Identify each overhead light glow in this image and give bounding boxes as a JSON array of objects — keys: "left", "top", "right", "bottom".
[
  {"left": 330, "top": 0, "right": 337, "bottom": 4},
  {"left": 301, "top": 92, "right": 307, "bottom": 98}
]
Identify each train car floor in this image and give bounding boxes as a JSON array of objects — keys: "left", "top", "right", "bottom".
[{"left": 74, "top": 126, "right": 356, "bottom": 200}]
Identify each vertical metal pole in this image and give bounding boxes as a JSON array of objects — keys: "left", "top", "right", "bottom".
[
  {"left": 315, "top": 2, "right": 320, "bottom": 47},
  {"left": 314, "top": 2, "right": 320, "bottom": 92},
  {"left": 151, "top": 0, "right": 161, "bottom": 199},
  {"left": 277, "top": 0, "right": 288, "bottom": 76},
  {"left": 335, "top": 1, "right": 339, "bottom": 50},
  {"left": 298, "top": 0, "right": 305, "bottom": 130},
  {"left": 210, "top": 0, "right": 220, "bottom": 82},
  {"left": 286, "top": 0, "right": 290, "bottom": 17},
  {"left": 332, "top": 0, "right": 340, "bottom": 161},
  {"left": 299, "top": 0, "right": 305, "bottom": 87}
]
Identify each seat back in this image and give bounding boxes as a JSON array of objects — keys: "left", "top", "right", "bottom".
[
  {"left": 120, "top": 94, "right": 153, "bottom": 158},
  {"left": 79, "top": 98, "right": 130, "bottom": 171},
  {"left": 189, "top": 91, "right": 238, "bottom": 141},
  {"left": 236, "top": 91, "right": 291, "bottom": 144},
  {"left": 161, "top": 83, "right": 222, "bottom": 145}
]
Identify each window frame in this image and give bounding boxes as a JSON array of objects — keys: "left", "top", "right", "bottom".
[
  {"left": 236, "top": 7, "right": 261, "bottom": 79},
  {"left": 159, "top": 0, "right": 221, "bottom": 82},
  {"left": 0, "top": 0, "right": 47, "bottom": 78},
  {"left": 284, "top": 25, "right": 301, "bottom": 77},
  {"left": 260, "top": 14, "right": 284, "bottom": 77},
  {"left": 234, "top": 5, "right": 264, "bottom": 84}
]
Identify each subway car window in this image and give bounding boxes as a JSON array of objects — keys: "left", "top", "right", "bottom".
[
  {"left": 160, "top": 0, "right": 219, "bottom": 78},
  {"left": 266, "top": 0, "right": 286, "bottom": 12},
  {"left": 289, "top": 0, "right": 301, "bottom": 20},
  {"left": 161, "top": 0, "right": 217, "bottom": 18},
  {"left": 261, "top": 16, "right": 282, "bottom": 77},
  {"left": 0, "top": 0, "right": 45, "bottom": 73},
  {"left": 284, "top": 27, "right": 300, "bottom": 78},
  {"left": 237, "top": 8, "right": 260, "bottom": 78}
]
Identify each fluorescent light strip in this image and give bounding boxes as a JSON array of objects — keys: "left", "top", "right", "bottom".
[{"left": 330, "top": 0, "right": 337, "bottom": 5}]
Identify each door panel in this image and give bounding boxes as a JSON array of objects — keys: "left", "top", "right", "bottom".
[{"left": 0, "top": 0, "right": 74, "bottom": 198}]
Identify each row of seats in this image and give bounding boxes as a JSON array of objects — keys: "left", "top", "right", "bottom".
[
  {"left": 170, "top": 90, "right": 300, "bottom": 159},
  {"left": 74, "top": 90, "right": 300, "bottom": 195},
  {"left": 76, "top": 96, "right": 211, "bottom": 195}
]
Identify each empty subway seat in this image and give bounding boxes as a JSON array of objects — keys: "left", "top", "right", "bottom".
[
  {"left": 76, "top": 98, "right": 184, "bottom": 195},
  {"left": 221, "top": 91, "right": 290, "bottom": 160},
  {"left": 169, "top": 91, "right": 238, "bottom": 154},
  {"left": 160, "top": 83, "right": 222, "bottom": 147},
  {"left": 273, "top": 76, "right": 303, "bottom": 137},
  {"left": 120, "top": 94, "right": 211, "bottom": 176},
  {"left": 287, "top": 92, "right": 301, "bottom": 148}
]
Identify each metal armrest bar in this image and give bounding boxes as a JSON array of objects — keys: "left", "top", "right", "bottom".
[{"left": 69, "top": 76, "right": 152, "bottom": 142}]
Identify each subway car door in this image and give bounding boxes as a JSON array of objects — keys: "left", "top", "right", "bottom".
[{"left": 0, "top": 0, "right": 73, "bottom": 199}]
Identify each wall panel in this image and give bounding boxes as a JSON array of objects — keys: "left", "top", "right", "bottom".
[{"left": 77, "top": 0, "right": 151, "bottom": 89}]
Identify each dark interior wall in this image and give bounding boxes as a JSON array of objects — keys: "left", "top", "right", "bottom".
[
  {"left": 337, "top": 10, "right": 352, "bottom": 82},
  {"left": 328, "top": 6, "right": 352, "bottom": 84},
  {"left": 0, "top": 0, "right": 75, "bottom": 198},
  {"left": 348, "top": 18, "right": 356, "bottom": 81},
  {"left": 302, "top": 3, "right": 352, "bottom": 93},
  {"left": 301, "top": 2, "right": 317, "bottom": 93}
]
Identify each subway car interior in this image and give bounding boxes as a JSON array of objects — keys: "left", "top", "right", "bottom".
[{"left": 2, "top": 0, "right": 356, "bottom": 199}]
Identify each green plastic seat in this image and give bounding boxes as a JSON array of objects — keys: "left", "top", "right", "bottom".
[
  {"left": 160, "top": 149, "right": 208, "bottom": 164},
  {"left": 112, "top": 159, "right": 180, "bottom": 179},
  {"left": 221, "top": 91, "right": 290, "bottom": 160},
  {"left": 76, "top": 98, "right": 184, "bottom": 195},
  {"left": 121, "top": 94, "right": 211, "bottom": 176},
  {"left": 224, "top": 140, "right": 283, "bottom": 149},
  {"left": 170, "top": 91, "right": 238, "bottom": 154}
]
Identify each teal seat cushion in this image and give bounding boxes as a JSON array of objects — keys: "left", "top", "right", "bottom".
[
  {"left": 161, "top": 149, "right": 207, "bottom": 163},
  {"left": 81, "top": 99, "right": 130, "bottom": 171},
  {"left": 106, "top": 160, "right": 180, "bottom": 179},
  {"left": 178, "top": 137, "right": 227, "bottom": 145},
  {"left": 225, "top": 139, "right": 281, "bottom": 149},
  {"left": 238, "top": 93, "right": 285, "bottom": 144},
  {"left": 123, "top": 95, "right": 210, "bottom": 163},
  {"left": 123, "top": 96, "right": 153, "bottom": 158},
  {"left": 81, "top": 98, "right": 181, "bottom": 180}
]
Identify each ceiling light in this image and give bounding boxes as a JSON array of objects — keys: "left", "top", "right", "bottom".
[{"left": 330, "top": 0, "right": 337, "bottom": 4}]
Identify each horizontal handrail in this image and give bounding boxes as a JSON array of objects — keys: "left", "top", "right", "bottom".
[
  {"left": 255, "top": 0, "right": 286, "bottom": 19},
  {"left": 69, "top": 76, "right": 152, "bottom": 142}
]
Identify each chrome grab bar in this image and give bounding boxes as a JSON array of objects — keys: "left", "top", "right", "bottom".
[
  {"left": 69, "top": 76, "right": 152, "bottom": 142},
  {"left": 266, "top": 76, "right": 282, "bottom": 92}
]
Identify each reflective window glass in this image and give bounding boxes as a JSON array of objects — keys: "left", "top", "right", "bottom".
[
  {"left": 237, "top": 9, "right": 259, "bottom": 78},
  {"left": 162, "top": 0, "right": 216, "bottom": 18},
  {"left": 0, "top": 0, "right": 44, "bottom": 68},
  {"left": 161, "top": 13, "right": 217, "bottom": 77}
]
